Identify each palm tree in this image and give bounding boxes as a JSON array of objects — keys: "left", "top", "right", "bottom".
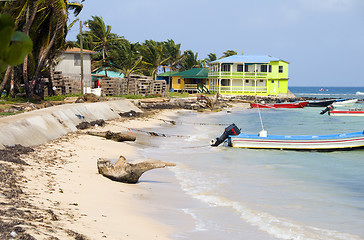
[
  {"left": 179, "top": 50, "right": 202, "bottom": 71},
  {"left": 139, "top": 40, "right": 169, "bottom": 80},
  {"left": 162, "top": 39, "right": 186, "bottom": 71},
  {"left": 84, "top": 15, "right": 123, "bottom": 76},
  {"left": 220, "top": 50, "right": 237, "bottom": 59},
  {"left": 108, "top": 40, "right": 143, "bottom": 93},
  {"left": 1, "top": 0, "right": 84, "bottom": 98},
  {"left": 202, "top": 53, "right": 217, "bottom": 68}
]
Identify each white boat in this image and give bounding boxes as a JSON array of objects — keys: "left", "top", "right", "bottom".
[
  {"left": 332, "top": 99, "right": 358, "bottom": 107},
  {"left": 329, "top": 108, "right": 364, "bottom": 116},
  {"left": 211, "top": 124, "right": 364, "bottom": 150},
  {"left": 229, "top": 131, "right": 364, "bottom": 150}
]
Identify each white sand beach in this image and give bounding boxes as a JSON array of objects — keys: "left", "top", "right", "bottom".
[{"left": 20, "top": 110, "right": 184, "bottom": 239}]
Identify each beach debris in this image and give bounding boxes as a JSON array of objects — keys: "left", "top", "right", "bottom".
[
  {"left": 196, "top": 93, "right": 220, "bottom": 110},
  {"left": 87, "top": 131, "right": 136, "bottom": 142},
  {"left": 118, "top": 110, "right": 143, "bottom": 118},
  {"left": 76, "top": 122, "right": 90, "bottom": 129},
  {"left": 76, "top": 119, "right": 106, "bottom": 130},
  {"left": 97, "top": 155, "right": 176, "bottom": 183}
]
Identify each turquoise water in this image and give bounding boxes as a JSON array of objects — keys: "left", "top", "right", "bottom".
[
  {"left": 140, "top": 105, "right": 364, "bottom": 240},
  {"left": 138, "top": 87, "right": 364, "bottom": 239}
]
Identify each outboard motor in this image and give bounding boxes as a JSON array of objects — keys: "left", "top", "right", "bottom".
[
  {"left": 211, "top": 123, "right": 241, "bottom": 147},
  {"left": 320, "top": 104, "right": 334, "bottom": 115}
]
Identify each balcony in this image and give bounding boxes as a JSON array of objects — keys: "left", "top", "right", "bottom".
[
  {"left": 208, "top": 71, "right": 269, "bottom": 79},
  {"left": 209, "top": 85, "right": 268, "bottom": 94}
]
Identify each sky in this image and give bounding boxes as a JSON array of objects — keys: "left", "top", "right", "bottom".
[{"left": 67, "top": 0, "right": 364, "bottom": 87}]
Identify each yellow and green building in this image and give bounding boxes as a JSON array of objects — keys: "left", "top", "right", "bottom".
[{"left": 208, "top": 55, "right": 289, "bottom": 96}]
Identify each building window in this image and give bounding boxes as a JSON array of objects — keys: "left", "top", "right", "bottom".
[
  {"left": 278, "top": 66, "right": 283, "bottom": 73},
  {"left": 178, "top": 79, "right": 181, "bottom": 84},
  {"left": 237, "top": 64, "right": 244, "bottom": 72},
  {"left": 74, "top": 54, "right": 81, "bottom": 66},
  {"left": 260, "top": 80, "right": 264, "bottom": 83},
  {"left": 245, "top": 80, "right": 249, "bottom": 83},
  {"left": 269, "top": 65, "right": 272, "bottom": 72},
  {"left": 221, "top": 64, "right": 231, "bottom": 72},
  {"left": 271, "top": 80, "right": 275, "bottom": 83},
  {"left": 221, "top": 79, "right": 229, "bottom": 86},
  {"left": 261, "top": 65, "right": 268, "bottom": 72}
]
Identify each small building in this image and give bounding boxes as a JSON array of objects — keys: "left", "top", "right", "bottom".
[
  {"left": 208, "top": 55, "right": 289, "bottom": 96},
  {"left": 169, "top": 68, "right": 209, "bottom": 93},
  {"left": 156, "top": 71, "right": 179, "bottom": 89},
  {"left": 55, "top": 47, "right": 95, "bottom": 91}
]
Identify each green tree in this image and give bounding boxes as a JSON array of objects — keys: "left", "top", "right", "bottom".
[
  {"left": 84, "top": 15, "right": 123, "bottom": 76},
  {"left": 108, "top": 40, "right": 142, "bottom": 93},
  {"left": 1, "top": 0, "right": 84, "bottom": 98},
  {"left": 0, "top": 14, "right": 32, "bottom": 95},
  {"left": 179, "top": 50, "right": 201, "bottom": 71},
  {"left": 139, "top": 40, "right": 169, "bottom": 80},
  {"left": 220, "top": 50, "right": 237, "bottom": 59},
  {"left": 162, "top": 39, "right": 185, "bottom": 71},
  {"left": 202, "top": 53, "right": 217, "bottom": 68}
]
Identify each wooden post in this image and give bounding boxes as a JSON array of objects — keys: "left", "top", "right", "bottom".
[{"left": 80, "top": 20, "right": 84, "bottom": 95}]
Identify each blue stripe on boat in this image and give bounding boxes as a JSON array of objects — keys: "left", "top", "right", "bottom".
[{"left": 231, "top": 132, "right": 364, "bottom": 140}]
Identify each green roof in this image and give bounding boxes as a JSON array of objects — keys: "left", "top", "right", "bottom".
[
  {"left": 157, "top": 71, "right": 179, "bottom": 77},
  {"left": 173, "top": 68, "right": 209, "bottom": 79}
]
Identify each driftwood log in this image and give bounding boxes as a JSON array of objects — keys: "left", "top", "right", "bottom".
[
  {"left": 97, "top": 155, "right": 176, "bottom": 183},
  {"left": 87, "top": 131, "right": 136, "bottom": 142}
]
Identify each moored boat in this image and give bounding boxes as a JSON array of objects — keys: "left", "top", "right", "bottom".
[
  {"left": 250, "top": 101, "right": 308, "bottom": 109},
  {"left": 332, "top": 99, "right": 358, "bottom": 107},
  {"left": 329, "top": 108, "right": 364, "bottom": 116},
  {"left": 211, "top": 124, "right": 364, "bottom": 150},
  {"left": 306, "top": 99, "right": 336, "bottom": 107}
]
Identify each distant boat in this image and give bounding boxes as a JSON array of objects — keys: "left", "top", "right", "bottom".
[
  {"left": 307, "top": 99, "right": 336, "bottom": 107},
  {"left": 250, "top": 101, "right": 308, "bottom": 109},
  {"left": 319, "top": 88, "right": 328, "bottom": 92},
  {"left": 356, "top": 91, "right": 364, "bottom": 95}
]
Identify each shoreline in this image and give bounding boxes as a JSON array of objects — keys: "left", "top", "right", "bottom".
[{"left": 1, "top": 109, "right": 192, "bottom": 239}]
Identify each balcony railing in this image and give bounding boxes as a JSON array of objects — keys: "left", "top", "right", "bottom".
[
  {"left": 184, "top": 84, "right": 198, "bottom": 90},
  {"left": 209, "top": 85, "right": 268, "bottom": 94},
  {"left": 208, "top": 71, "right": 268, "bottom": 79}
]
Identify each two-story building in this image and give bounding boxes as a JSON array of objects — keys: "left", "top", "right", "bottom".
[{"left": 208, "top": 55, "right": 289, "bottom": 96}]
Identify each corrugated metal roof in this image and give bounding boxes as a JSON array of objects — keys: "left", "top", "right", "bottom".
[
  {"left": 210, "top": 55, "right": 286, "bottom": 64},
  {"left": 173, "top": 68, "right": 209, "bottom": 79},
  {"left": 157, "top": 71, "right": 179, "bottom": 77}
]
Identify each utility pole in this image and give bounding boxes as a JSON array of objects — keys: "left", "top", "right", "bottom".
[{"left": 80, "top": 20, "right": 84, "bottom": 95}]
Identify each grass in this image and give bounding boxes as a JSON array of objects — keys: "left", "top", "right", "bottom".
[
  {"left": 0, "top": 96, "right": 39, "bottom": 104},
  {"left": 0, "top": 111, "right": 22, "bottom": 116},
  {"left": 44, "top": 93, "right": 82, "bottom": 101}
]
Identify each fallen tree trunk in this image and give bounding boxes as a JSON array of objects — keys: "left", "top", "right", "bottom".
[
  {"left": 87, "top": 131, "right": 136, "bottom": 142},
  {"left": 97, "top": 155, "right": 176, "bottom": 183}
]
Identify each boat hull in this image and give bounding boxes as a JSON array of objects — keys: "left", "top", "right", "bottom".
[
  {"left": 230, "top": 132, "right": 364, "bottom": 150},
  {"left": 329, "top": 111, "right": 364, "bottom": 116},
  {"left": 307, "top": 99, "right": 336, "bottom": 107},
  {"left": 332, "top": 99, "right": 358, "bottom": 107},
  {"left": 250, "top": 101, "right": 308, "bottom": 109}
]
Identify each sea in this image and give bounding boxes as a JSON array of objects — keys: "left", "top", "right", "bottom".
[{"left": 138, "top": 86, "right": 364, "bottom": 240}]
